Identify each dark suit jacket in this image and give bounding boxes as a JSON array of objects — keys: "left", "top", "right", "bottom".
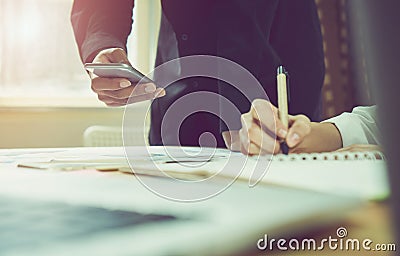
[{"left": 71, "top": 0, "right": 325, "bottom": 147}]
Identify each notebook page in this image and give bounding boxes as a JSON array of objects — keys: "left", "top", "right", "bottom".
[{"left": 233, "top": 152, "right": 389, "bottom": 200}]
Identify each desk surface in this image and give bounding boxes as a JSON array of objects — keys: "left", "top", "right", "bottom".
[{"left": 0, "top": 147, "right": 396, "bottom": 256}]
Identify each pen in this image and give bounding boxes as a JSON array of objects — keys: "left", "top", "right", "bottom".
[{"left": 277, "top": 66, "right": 289, "bottom": 155}]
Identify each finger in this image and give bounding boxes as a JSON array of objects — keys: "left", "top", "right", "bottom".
[
  {"left": 98, "top": 91, "right": 162, "bottom": 106},
  {"left": 222, "top": 130, "right": 241, "bottom": 151},
  {"left": 117, "top": 82, "right": 157, "bottom": 95},
  {"left": 248, "top": 142, "right": 274, "bottom": 156},
  {"left": 250, "top": 99, "right": 288, "bottom": 139},
  {"left": 240, "top": 141, "right": 262, "bottom": 156},
  {"left": 94, "top": 53, "right": 111, "bottom": 64},
  {"left": 93, "top": 48, "right": 130, "bottom": 64},
  {"left": 91, "top": 77, "right": 132, "bottom": 92},
  {"left": 98, "top": 87, "right": 132, "bottom": 100},
  {"left": 242, "top": 108, "right": 280, "bottom": 154},
  {"left": 239, "top": 128, "right": 251, "bottom": 155},
  {"left": 106, "top": 102, "right": 126, "bottom": 107},
  {"left": 240, "top": 112, "right": 253, "bottom": 131},
  {"left": 133, "top": 83, "right": 157, "bottom": 94},
  {"left": 126, "top": 88, "right": 166, "bottom": 104},
  {"left": 240, "top": 124, "right": 278, "bottom": 155},
  {"left": 286, "top": 115, "right": 311, "bottom": 147},
  {"left": 229, "top": 131, "right": 241, "bottom": 152},
  {"left": 247, "top": 123, "right": 280, "bottom": 154},
  {"left": 98, "top": 83, "right": 157, "bottom": 100},
  {"left": 240, "top": 113, "right": 255, "bottom": 151},
  {"left": 98, "top": 94, "right": 128, "bottom": 106},
  {"left": 108, "top": 48, "right": 131, "bottom": 64},
  {"left": 154, "top": 88, "right": 166, "bottom": 98},
  {"left": 240, "top": 141, "right": 248, "bottom": 155},
  {"left": 247, "top": 143, "right": 262, "bottom": 155},
  {"left": 222, "top": 131, "right": 232, "bottom": 150}
]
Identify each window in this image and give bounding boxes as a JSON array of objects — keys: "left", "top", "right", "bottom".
[{"left": 0, "top": 0, "right": 160, "bottom": 107}]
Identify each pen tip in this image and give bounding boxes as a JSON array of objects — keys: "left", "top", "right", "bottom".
[{"left": 277, "top": 66, "right": 285, "bottom": 75}]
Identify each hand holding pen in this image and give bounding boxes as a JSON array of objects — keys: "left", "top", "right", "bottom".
[
  {"left": 224, "top": 66, "right": 312, "bottom": 155},
  {"left": 238, "top": 99, "right": 311, "bottom": 155}
]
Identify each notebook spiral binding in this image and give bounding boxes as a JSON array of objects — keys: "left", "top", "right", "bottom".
[{"left": 273, "top": 151, "right": 385, "bottom": 162}]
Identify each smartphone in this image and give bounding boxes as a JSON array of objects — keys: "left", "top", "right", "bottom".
[{"left": 84, "top": 63, "right": 154, "bottom": 84}]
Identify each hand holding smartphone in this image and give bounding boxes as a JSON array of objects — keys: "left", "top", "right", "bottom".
[
  {"left": 84, "top": 63, "right": 155, "bottom": 84},
  {"left": 85, "top": 48, "right": 165, "bottom": 107}
]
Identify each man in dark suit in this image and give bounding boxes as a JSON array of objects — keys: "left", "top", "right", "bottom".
[{"left": 71, "top": 0, "right": 325, "bottom": 148}]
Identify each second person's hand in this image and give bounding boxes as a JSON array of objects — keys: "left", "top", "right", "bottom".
[
  {"left": 238, "top": 99, "right": 311, "bottom": 155},
  {"left": 90, "top": 48, "right": 165, "bottom": 107}
]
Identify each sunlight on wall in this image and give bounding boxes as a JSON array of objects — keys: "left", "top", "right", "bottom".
[
  {"left": 0, "top": 0, "right": 160, "bottom": 102},
  {"left": 0, "top": 0, "right": 160, "bottom": 147}
]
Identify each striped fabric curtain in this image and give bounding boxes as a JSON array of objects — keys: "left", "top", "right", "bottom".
[{"left": 316, "top": 0, "right": 375, "bottom": 119}]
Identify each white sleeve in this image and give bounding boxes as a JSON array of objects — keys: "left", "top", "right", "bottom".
[{"left": 322, "top": 106, "right": 381, "bottom": 147}]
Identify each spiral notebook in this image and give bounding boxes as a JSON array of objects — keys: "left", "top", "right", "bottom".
[
  {"left": 238, "top": 151, "right": 389, "bottom": 200},
  {"left": 124, "top": 150, "right": 389, "bottom": 201},
  {"left": 16, "top": 147, "right": 389, "bottom": 201}
]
